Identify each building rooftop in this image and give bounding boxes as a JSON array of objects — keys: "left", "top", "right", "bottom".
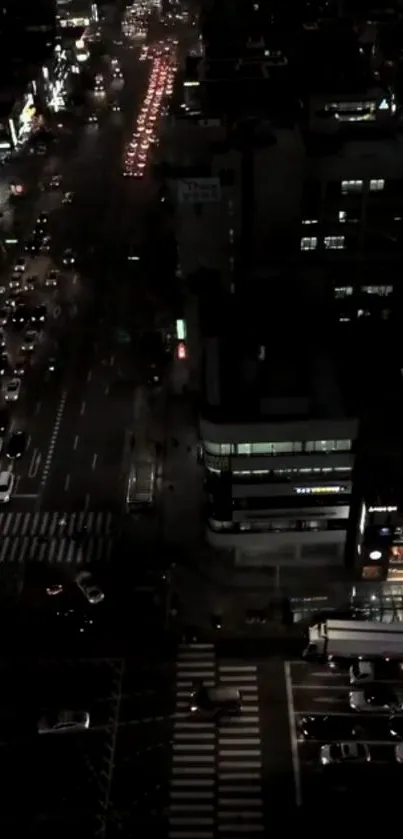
[{"left": 201, "top": 289, "right": 356, "bottom": 425}]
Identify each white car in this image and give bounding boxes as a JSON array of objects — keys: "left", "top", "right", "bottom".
[
  {"left": 4, "top": 378, "right": 21, "bottom": 402},
  {"left": 0, "top": 470, "right": 14, "bottom": 504},
  {"left": 0, "top": 330, "right": 6, "bottom": 349},
  {"left": 62, "top": 191, "right": 74, "bottom": 204},
  {"left": 45, "top": 270, "right": 58, "bottom": 288},
  {"left": 76, "top": 571, "right": 104, "bottom": 604},
  {"left": 320, "top": 742, "right": 371, "bottom": 766},
  {"left": 21, "top": 330, "right": 37, "bottom": 352},
  {"left": 13, "top": 258, "right": 26, "bottom": 273},
  {"left": 38, "top": 709, "right": 90, "bottom": 734},
  {"left": 349, "top": 660, "right": 374, "bottom": 685}
]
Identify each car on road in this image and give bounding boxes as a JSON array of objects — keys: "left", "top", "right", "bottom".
[
  {"left": 13, "top": 258, "right": 26, "bottom": 273},
  {"left": 38, "top": 709, "right": 90, "bottom": 735},
  {"left": 5, "top": 292, "right": 23, "bottom": 310},
  {"left": 0, "top": 408, "right": 10, "bottom": 435},
  {"left": 320, "top": 742, "right": 371, "bottom": 766},
  {"left": 40, "top": 235, "right": 51, "bottom": 253},
  {"left": 24, "top": 275, "right": 39, "bottom": 292},
  {"left": 349, "top": 685, "right": 402, "bottom": 713},
  {"left": 0, "top": 330, "right": 6, "bottom": 349},
  {"left": 9, "top": 274, "right": 22, "bottom": 291},
  {"left": 21, "top": 330, "right": 38, "bottom": 352},
  {"left": 5, "top": 430, "right": 27, "bottom": 459},
  {"left": 49, "top": 174, "right": 62, "bottom": 188},
  {"left": 0, "top": 353, "right": 9, "bottom": 375},
  {"left": 4, "top": 378, "right": 21, "bottom": 402},
  {"left": 44, "top": 270, "right": 58, "bottom": 288},
  {"left": 190, "top": 683, "right": 242, "bottom": 718},
  {"left": 0, "top": 309, "right": 7, "bottom": 326},
  {"left": 62, "top": 248, "right": 75, "bottom": 266},
  {"left": 13, "top": 354, "right": 28, "bottom": 377},
  {"left": 35, "top": 213, "right": 48, "bottom": 232},
  {"left": 299, "top": 715, "right": 359, "bottom": 741},
  {"left": 24, "top": 237, "right": 40, "bottom": 254},
  {"left": 75, "top": 571, "right": 104, "bottom": 604},
  {"left": 31, "top": 304, "right": 47, "bottom": 325},
  {"left": 0, "top": 470, "right": 14, "bottom": 504},
  {"left": 112, "top": 102, "right": 121, "bottom": 112},
  {"left": 88, "top": 113, "right": 98, "bottom": 124},
  {"left": 12, "top": 304, "right": 31, "bottom": 327},
  {"left": 62, "top": 191, "right": 74, "bottom": 204}
]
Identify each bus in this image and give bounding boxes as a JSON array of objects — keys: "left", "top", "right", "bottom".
[
  {"left": 304, "top": 619, "right": 403, "bottom": 663},
  {"left": 126, "top": 460, "right": 156, "bottom": 513}
]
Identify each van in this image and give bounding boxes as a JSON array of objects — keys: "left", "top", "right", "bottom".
[{"left": 190, "top": 683, "right": 242, "bottom": 718}]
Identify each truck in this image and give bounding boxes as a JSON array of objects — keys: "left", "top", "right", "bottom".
[
  {"left": 126, "top": 459, "right": 156, "bottom": 513},
  {"left": 303, "top": 619, "right": 403, "bottom": 663}
]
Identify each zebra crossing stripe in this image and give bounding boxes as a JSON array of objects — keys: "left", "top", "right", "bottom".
[
  {"left": 0, "top": 536, "right": 114, "bottom": 563},
  {"left": 0, "top": 511, "right": 114, "bottom": 537}
]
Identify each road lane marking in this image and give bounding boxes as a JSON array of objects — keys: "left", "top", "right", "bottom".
[
  {"left": 14, "top": 493, "right": 39, "bottom": 499},
  {"left": 109, "top": 355, "right": 115, "bottom": 366},
  {"left": 34, "top": 401, "right": 41, "bottom": 415},
  {"left": 39, "top": 391, "right": 67, "bottom": 494},
  {"left": 73, "top": 434, "right": 79, "bottom": 450},
  {"left": 80, "top": 401, "right": 86, "bottom": 415},
  {"left": 92, "top": 453, "right": 98, "bottom": 470},
  {"left": 104, "top": 384, "right": 109, "bottom": 395},
  {"left": 64, "top": 474, "right": 70, "bottom": 491},
  {"left": 28, "top": 450, "right": 41, "bottom": 479},
  {"left": 84, "top": 493, "right": 90, "bottom": 510},
  {"left": 284, "top": 661, "right": 302, "bottom": 807},
  {"left": 87, "top": 370, "right": 92, "bottom": 382}
]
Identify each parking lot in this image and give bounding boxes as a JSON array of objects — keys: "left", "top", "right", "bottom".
[
  {"left": 0, "top": 657, "right": 123, "bottom": 834},
  {"left": 286, "top": 658, "right": 403, "bottom": 809}
]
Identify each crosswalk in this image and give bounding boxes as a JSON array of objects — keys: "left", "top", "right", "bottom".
[
  {"left": 0, "top": 511, "right": 114, "bottom": 537},
  {"left": 170, "top": 642, "right": 265, "bottom": 839},
  {"left": 0, "top": 512, "right": 115, "bottom": 564}
]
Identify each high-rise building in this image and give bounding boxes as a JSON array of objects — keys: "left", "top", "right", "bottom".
[{"left": 0, "top": 0, "right": 56, "bottom": 85}]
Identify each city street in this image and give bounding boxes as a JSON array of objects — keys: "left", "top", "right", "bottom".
[{"left": 0, "top": 34, "right": 162, "bottom": 523}]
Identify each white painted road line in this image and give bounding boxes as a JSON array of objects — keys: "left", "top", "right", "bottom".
[
  {"left": 40, "top": 391, "right": 67, "bottom": 491},
  {"left": 73, "top": 435, "right": 79, "bottom": 450},
  {"left": 87, "top": 370, "right": 92, "bottom": 382},
  {"left": 92, "top": 453, "right": 98, "bottom": 470},
  {"left": 80, "top": 400, "right": 86, "bottom": 415},
  {"left": 284, "top": 661, "right": 302, "bottom": 807},
  {"left": 64, "top": 474, "right": 70, "bottom": 491}
]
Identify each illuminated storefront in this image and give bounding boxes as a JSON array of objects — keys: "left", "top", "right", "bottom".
[{"left": 355, "top": 499, "right": 403, "bottom": 582}]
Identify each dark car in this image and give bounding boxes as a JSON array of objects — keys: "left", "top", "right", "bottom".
[
  {"left": 299, "top": 715, "right": 359, "bottom": 741},
  {"left": 31, "top": 304, "right": 47, "bottom": 325},
  {"left": 5, "top": 430, "right": 27, "bottom": 459},
  {"left": 62, "top": 248, "right": 75, "bottom": 266},
  {"left": 11, "top": 305, "right": 31, "bottom": 327},
  {"left": 0, "top": 309, "right": 8, "bottom": 326},
  {"left": 24, "top": 238, "right": 40, "bottom": 254},
  {"left": 25, "top": 275, "right": 39, "bottom": 291},
  {"left": 0, "top": 408, "right": 10, "bottom": 436},
  {"left": 389, "top": 716, "right": 403, "bottom": 740},
  {"left": 0, "top": 353, "right": 8, "bottom": 375}
]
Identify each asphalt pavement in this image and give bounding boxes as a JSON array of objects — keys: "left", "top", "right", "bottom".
[
  {"left": 287, "top": 658, "right": 403, "bottom": 816},
  {"left": 0, "top": 40, "right": 156, "bottom": 519}
]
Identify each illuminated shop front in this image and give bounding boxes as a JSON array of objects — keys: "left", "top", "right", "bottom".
[
  {"left": 15, "top": 91, "right": 40, "bottom": 144},
  {"left": 355, "top": 500, "right": 403, "bottom": 582}
]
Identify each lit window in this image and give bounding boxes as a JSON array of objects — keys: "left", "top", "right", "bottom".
[
  {"left": 301, "top": 236, "right": 317, "bottom": 251},
  {"left": 369, "top": 179, "right": 385, "bottom": 192},
  {"left": 305, "top": 440, "right": 352, "bottom": 453},
  {"left": 362, "top": 285, "right": 393, "bottom": 296},
  {"left": 334, "top": 286, "right": 353, "bottom": 298},
  {"left": 341, "top": 180, "right": 363, "bottom": 194},
  {"left": 302, "top": 219, "right": 318, "bottom": 225},
  {"left": 324, "top": 236, "right": 345, "bottom": 250}
]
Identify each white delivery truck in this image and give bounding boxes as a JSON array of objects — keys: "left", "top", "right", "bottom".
[{"left": 303, "top": 619, "right": 403, "bottom": 663}]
